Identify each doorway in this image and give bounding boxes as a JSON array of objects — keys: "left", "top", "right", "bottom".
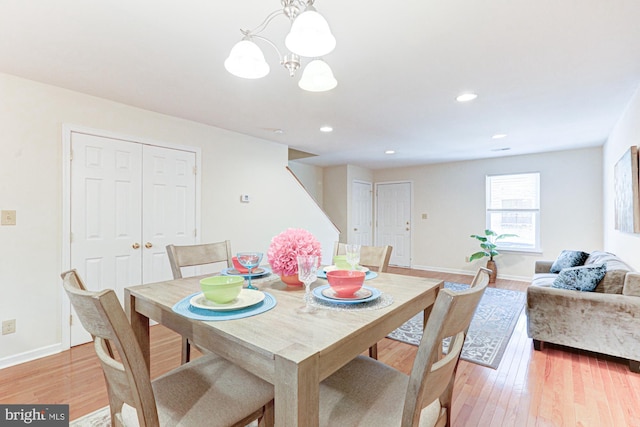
[
  {"left": 375, "top": 181, "right": 412, "bottom": 267},
  {"left": 351, "top": 180, "right": 372, "bottom": 245}
]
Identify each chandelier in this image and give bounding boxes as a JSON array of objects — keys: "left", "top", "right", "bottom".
[{"left": 224, "top": 0, "right": 337, "bottom": 92}]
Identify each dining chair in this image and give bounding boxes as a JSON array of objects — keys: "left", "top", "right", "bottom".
[
  {"left": 334, "top": 242, "right": 393, "bottom": 359},
  {"left": 333, "top": 242, "right": 393, "bottom": 273},
  {"left": 61, "top": 269, "right": 274, "bottom": 427},
  {"left": 318, "top": 268, "right": 490, "bottom": 427},
  {"left": 166, "top": 241, "right": 233, "bottom": 363}
]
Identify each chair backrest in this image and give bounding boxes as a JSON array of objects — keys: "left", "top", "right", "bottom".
[
  {"left": 61, "top": 270, "right": 159, "bottom": 426},
  {"left": 333, "top": 242, "right": 393, "bottom": 272},
  {"left": 166, "top": 241, "right": 233, "bottom": 279},
  {"left": 401, "top": 268, "right": 490, "bottom": 426}
]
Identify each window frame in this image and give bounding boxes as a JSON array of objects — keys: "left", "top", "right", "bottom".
[{"left": 485, "top": 172, "right": 541, "bottom": 253}]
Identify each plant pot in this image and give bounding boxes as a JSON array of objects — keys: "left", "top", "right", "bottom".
[
  {"left": 486, "top": 259, "right": 497, "bottom": 284},
  {"left": 280, "top": 274, "right": 303, "bottom": 287}
]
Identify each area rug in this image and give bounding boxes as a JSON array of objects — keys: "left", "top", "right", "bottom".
[
  {"left": 387, "top": 282, "right": 526, "bottom": 369},
  {"left": 70, "top": 406, "right": 260, "bottom": 426}
]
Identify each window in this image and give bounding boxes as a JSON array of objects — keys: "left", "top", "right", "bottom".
[{"left": 486, "top": 172, "right": 540, "bottom": 252}]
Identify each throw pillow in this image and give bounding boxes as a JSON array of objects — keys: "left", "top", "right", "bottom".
[
  {"left": 550, "top": 250, "right": 590, "bottom": 273},
  {"left": 552, "top": 264, "right": 607, "bottom": 292}
]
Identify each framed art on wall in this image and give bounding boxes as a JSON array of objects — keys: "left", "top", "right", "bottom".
[{"left": 614, "top": 146, "right": 640, "bottom": 233}]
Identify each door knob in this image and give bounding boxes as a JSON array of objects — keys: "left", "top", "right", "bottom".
[
  {"left": 145, "top": 242, "right": 153, "bottom": 249},
  {"left": 132, "top": 243, "right": 140, "bottom": 249},
  {"left": 354, "top": 228, "right": 358, "bottom": 231},
  {"left": 406, "top": 227, "right": 410, "bottom": 231}
]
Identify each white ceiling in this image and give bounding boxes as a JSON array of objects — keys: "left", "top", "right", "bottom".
[{"left": 1, "top": 1, "right": 639, "bottom": 169}]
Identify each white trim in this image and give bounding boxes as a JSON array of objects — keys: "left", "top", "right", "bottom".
[
  {"left": 61, "top": 124, "right": 202, "bottom": 350},
  {"left": 0, "top": 343, "right": 63, "bottom": 370}
]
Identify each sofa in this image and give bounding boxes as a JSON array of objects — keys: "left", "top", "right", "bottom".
[{"left": 526, "top": 251, "right": 640, "bottom": 372}]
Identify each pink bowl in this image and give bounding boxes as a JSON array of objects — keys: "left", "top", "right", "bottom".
[
  {"left": 231, "top": 257, "right": 249, "bottom": 273},
  {"left": 326, "top": 270, "right": 366, "bottom": 297}
]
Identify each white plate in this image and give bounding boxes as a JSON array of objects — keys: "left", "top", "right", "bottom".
[
  {"left": 190, "top": 289, "right": 265, "bottom": 311},
  {"left": 321, "top": 287, "right": 373, "bottom": 300},
  {"left": 323, "top": 265, "right": 369, "bottom": 273}
]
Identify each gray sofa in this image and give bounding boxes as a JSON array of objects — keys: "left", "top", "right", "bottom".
[{"left": 526, "top": 251, "right": 640, "bottom": 372}]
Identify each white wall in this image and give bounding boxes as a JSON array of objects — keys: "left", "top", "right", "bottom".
[
  {"left": 323, "top": 165, "right": 348, "bottom": 240},
  {"left": 287, "top": 161, "right": 324, "bottom": 206},
  {"left": 374, "top": 147, "right": 604, "bottom": 279},
  {"left": 603, "top": 86, "right": 640, "bottom": 269},
  {"left": 0, "top": 73, "right": 338, "bottom": 366}
]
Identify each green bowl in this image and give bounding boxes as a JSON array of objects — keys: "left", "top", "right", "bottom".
[
  {"left": 333, "top": 255, "right": 351, "bottom": 270},
  {"left": 199, "top": 276, "right": 244, "bottom": 304}
]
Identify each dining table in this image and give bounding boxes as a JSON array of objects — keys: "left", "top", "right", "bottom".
[{"left": 125, "top": 269, "right": 443, "bottom": 427}]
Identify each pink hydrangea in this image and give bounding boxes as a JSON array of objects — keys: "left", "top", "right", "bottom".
[{"left": 268, "top": 228, "right": 322, "bottom": 276}]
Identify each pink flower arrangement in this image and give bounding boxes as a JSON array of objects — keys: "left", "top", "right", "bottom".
[{"left": 268, "top": 228, "right": 322, "bottom": 276}]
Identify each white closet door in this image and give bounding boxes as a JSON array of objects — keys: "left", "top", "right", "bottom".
[
  {"left": 141, "top": 145, "right": 197, "bottom": 283},
  {"left": 70, "top": 133, "right": 143, "bottom": 346}
]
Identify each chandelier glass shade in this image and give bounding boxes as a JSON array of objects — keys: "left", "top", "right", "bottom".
[
  {"left": 298, "top": 59, "right": 337, "bottom": 92},
  {"left": 225, "top": 0, "right": 337, "bottom": 92},
  {"left": 285, "top": 6, "right": 336, "bottom": 58},
  {"left": 224, "top": 40, "right": 270, "bottom": 79}
]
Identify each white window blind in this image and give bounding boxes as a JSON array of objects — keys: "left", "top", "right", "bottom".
[{"left": 486, "top": 172, "right": 540, "bottom": 251}]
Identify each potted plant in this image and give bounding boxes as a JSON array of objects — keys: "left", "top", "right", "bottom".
[
  {"left": 469, "top": 229, "right": 517, "bottom": 283},
  {"left": 268, "top": 228, "right": 322, "bottom": 286}
]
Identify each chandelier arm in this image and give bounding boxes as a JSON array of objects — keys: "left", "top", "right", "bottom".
[
  {"left": 242, "top": 9, "right": 285, "bottom": 37},
  {"left": 250, "top": 35, "right": 284, "bottom": 63}
]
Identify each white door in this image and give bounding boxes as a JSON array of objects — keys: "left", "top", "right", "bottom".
[
  {"left": 351, "top": 181, "right": 372, "bottom": 245},
  {"left": 142, "top": 145, "right": 196, "bottom": 283},
  {"left": 376, "top": 182, "right": 411, "bottom": 267},
  {"left": 69, "top": 133, "right": 196, "bottom": 346}
]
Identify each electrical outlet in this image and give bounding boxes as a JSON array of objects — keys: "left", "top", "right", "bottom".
[
  {"left": 2, "top": 319, "right": 16, "bottom": 335},
  {"left": 421, "top": 213, "right": 428, "bottom": 220}
]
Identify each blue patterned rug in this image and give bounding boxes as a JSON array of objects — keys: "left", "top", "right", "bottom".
[{"left": 387, "top": 282, "right": 526, "bottom": 369}]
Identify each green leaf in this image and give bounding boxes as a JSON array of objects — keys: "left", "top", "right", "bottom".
[
  {"left": 484, "top": 229, "right": 498, "bottom": 236},
  {"left": 469, "top": 252, "right": 487, "bottom": 261},
  {"left": 481, "top": 242, "right": 496, "bottom": 250},
  {"left": 495, "top": 233, "right": 518, "bottom": 240},
  {"left": 489, "top": 249, "right": 499, "bottom": 257},
  {"left": 470, "top": 234, "right": 487, "bottom": 242}
]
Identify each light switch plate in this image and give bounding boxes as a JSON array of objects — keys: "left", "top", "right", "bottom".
[{"left": 1, "top": 210, "right": 16, "bottom": 225}]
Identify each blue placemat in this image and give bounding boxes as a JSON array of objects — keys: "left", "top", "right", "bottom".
[
  {"left": 172, "top": 291, "right": 276, "bottom": 321},
  {"left": 317, "top": 270, "right": 378, "bottom": 280}
]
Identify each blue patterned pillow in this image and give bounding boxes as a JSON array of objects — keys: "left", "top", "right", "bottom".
[
  {"left": 552, "top": 264, "right": 606, "bottom": 292},
  {"left": 550, "top": 250, "right": 590, "bottom": 273}
]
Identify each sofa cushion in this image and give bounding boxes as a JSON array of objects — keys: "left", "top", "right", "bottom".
[
  {"left": 550, "top": 250, "right": 590, "bottom": 273},
  {"left": 585, "top": 251, "right": 634, "bottom": 294},
  {"left": 552, "top": 264, "right": 607, "bottom": 292}
]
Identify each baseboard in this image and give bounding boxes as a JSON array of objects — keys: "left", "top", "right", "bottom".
[
  {"left": 410, "top": 264, "right": 530, "bottom": 283},
  {"left": 0, "top": 343, "right": 63, "bottom": 370}
]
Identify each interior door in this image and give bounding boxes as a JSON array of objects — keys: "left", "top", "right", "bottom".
[
  {"left": 376, "top": 182, "right": 412, "bottom": 267},
  {"left": 142, "top": 145, "right": 197, "bottom": 282},
  {"left": 70, "top": 132, "right": 143, "bottom": 345},
  {"left": 351, "top": 181, "right": 372, "bottom": 245},
  {"left": 69, "top": 133, "right": 197, "bottom": 346}
]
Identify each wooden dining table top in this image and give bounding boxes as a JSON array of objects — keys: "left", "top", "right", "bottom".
[{"left": 125, "top": 270, "right": 443, "bottom": 427}]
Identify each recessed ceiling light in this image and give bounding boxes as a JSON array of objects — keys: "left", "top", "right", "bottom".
[
  {"left": 320, "top": 126, "right": 333, "bottom": 133},
  {"left": 273, "top": 129, "right": 284, "bottom": 134},
  {"left": 385, "top": 150, "right": 396, "bottom": 155},
  {"left": 456, "top": 93, "right": 478, "bottom": 102},
  {"left": 492, "top": 134, "right": 507, "bottom": 139}
]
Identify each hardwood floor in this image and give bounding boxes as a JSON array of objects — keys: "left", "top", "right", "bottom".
[{"left": 2, "top": 269, "right": 640, "bottom": 426}]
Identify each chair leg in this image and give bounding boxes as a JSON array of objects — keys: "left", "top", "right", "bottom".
[
  {"left": 181, "top": 336, "right": 191, "bottom": 364},
  {"left": 630, "top": 360, "right": 640, "bottom": 373},
  {"left": 369, "top": 343, "right": 378, "bottom": 359},
  {"left": 532, "top": 339, "right": 544, "bottom": 351},
  {"left": 258, "top": 400, "right": 275, "bottom": 427}
]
